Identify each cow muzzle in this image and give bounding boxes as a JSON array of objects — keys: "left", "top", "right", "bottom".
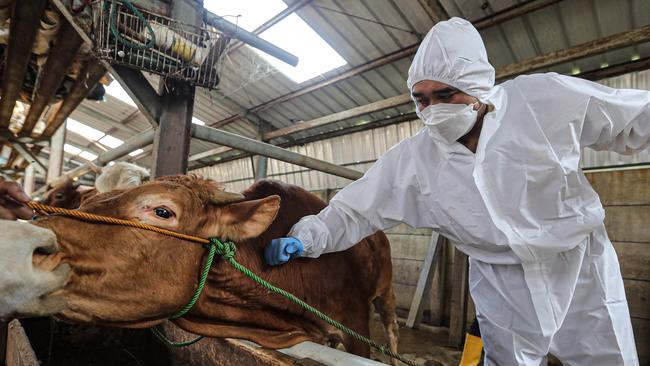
[{"left": 0, "top": 220, "right": 70, "bottom": 318}]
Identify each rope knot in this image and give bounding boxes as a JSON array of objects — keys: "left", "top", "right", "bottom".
[{"left": 210, "top": 238, "right": 236, "bottom": 260}]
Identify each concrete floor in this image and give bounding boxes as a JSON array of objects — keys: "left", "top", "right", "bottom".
[{"left": 368, "top": 319, "right": 461, "bottom": 366}]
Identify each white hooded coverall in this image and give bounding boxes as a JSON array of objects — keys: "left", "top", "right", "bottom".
[{"left": 290, "top": 18, "right": 647, "bottom": 365}]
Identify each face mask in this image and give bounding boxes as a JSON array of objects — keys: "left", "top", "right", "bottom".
[{"left": 417, "top": 102, "right": 479, "bottom": 144}]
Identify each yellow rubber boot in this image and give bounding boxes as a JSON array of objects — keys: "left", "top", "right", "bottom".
[{"left": 459, "top": 333, "right": 483, "bottom": 366}]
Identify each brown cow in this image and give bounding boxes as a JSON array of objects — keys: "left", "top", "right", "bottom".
[
  {"left": 28, "top": 175, "right": 398, "bottom": 359},
  {"left": 42, "top": 178, "right": 96, "bottom": 209}
]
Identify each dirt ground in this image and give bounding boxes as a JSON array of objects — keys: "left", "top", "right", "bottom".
[{"left": 369, "top": 318, "right": 461, "bottom": 366}]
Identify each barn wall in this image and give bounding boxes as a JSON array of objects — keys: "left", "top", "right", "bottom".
[{"left": 586, "top": 168, "right": 650, "bottom": 364}]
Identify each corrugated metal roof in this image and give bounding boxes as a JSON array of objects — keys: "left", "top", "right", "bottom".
[{"left": 47, "top": 0, "right": 649, "bottom": 171}]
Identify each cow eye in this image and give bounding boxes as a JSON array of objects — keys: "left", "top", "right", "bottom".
[
  {"left": 54, "top": 193, "right": 64, "bottom": 200},
  {"left": 154, "top": 207, "right": 173, "bottom": 219}
]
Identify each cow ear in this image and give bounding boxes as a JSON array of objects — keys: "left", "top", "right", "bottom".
[{"left": 205, "top": 195, "right": 281, "bottom": 241}]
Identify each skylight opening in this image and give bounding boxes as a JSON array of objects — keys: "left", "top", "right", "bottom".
[
  {"left": 98, "top": 135, "right": 124, "bottom": 148},
  {"left": 258, "top": 14, "right": 347, "bottom": 83},
  {"left": 192, "top": 117, "right": 206, "bottom": 125},
  {"left": 79, "top": 151, "right": 98, "bottom": 161},
  {"left": 67, "top": 119, "right": 105, "bottom": 141},
  {"left": 105, "top": 79, "right": 137, "bottom": 107},
  {"left": 204, "top": 0, "right": 347, "bottom": 84},
  {"left": 129, "top": 149, "right": 144, "bottom": 157},
  {"left": 63, "top": 144, "right": 82, "bottom": 155}
]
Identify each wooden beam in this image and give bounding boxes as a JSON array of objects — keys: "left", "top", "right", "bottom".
[
  {"left": 21, "top": 20, "right": 83, "bottom": 134},
  {"left": 579, "top": 57, "right": 650, "bottom": 81},
  {"left": 5, "top": 320, "right": 39, "bottom": 366},
  {"left": 112, "top": 65, "right": 162, "bottom": 128},
  {"left": 262, "top": 94, "right": 412, "bottom": 140},
  {"left": 497, "top": 25, "right": 650, "bottom": 79},
  {"left": 417, "top": 0, "right": 449, "bottom": 23},
  {"left": 448, "top": 247, "right": 469, "bottom": 348},
  {"left": 12, "top": 143, "right": 47, "bottom": 175},
  {"left": 406, "top": 233, "right": 443, "bottom": 328},
  {"left": 0, "top": 0, "right": 47, "bottom": 128}
]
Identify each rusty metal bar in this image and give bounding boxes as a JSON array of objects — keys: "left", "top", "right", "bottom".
[
  {"left": 497, "top": 25, "right": 650, "bottom": 79},
  {"left": 21, "top": 20, "right": 84, "bottom": 134},
  {"left": 0, "top": 0, "right": 47, "bottom": 128}
]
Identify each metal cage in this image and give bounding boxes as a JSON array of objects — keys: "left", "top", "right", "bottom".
[{"left": 91, "top": 0, "right": 226, "bottom": 89}]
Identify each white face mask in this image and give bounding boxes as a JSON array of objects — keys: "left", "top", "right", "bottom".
[{"left": 417, "top": 102, "right": 479, "bottom": 144}]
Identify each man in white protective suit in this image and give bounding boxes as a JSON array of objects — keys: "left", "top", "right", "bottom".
[{"left": 265, "top": 18, "right": 648, "bottom": 365}]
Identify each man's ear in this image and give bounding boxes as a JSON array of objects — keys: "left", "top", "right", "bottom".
[{"left": 204, "top": 195, "right": 281, "bottom": 241}]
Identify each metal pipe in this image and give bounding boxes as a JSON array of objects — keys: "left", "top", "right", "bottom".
[
  {"left": 227, "top": 0, "right": 313, "bottom": 55},
  {"left": 46, "top": 122, "right": 66, "bottom": 183},
  {"left": 0, "top": 0, "right": 48, "bottom": 128},
  {"left": 191, "top": 125, "right": 362, "bottom": 180},
  {"left": 204, "top": 11, "right": 299, "bottom": 66},
  {"left": 96, "top": 129, "right": 155, "bottom": 165}
]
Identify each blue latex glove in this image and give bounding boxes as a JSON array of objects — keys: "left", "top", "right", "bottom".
[{"left": 265, "top": 237, "right": 304, "bottom": 266}]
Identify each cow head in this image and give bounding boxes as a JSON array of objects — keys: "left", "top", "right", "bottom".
[
  {"left": 27, "top": 175, "right": 280, "bottom": 327},
  {"left": 42, "top": 178, "right": 96, "bottom": 209}
]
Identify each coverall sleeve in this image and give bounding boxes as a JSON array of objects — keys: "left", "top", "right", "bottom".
[
  {"left": 290, "top": 141, "right": 431, "bottom": 258},
  {"left": 550, "top": 74, "right": 650, "bottom": 153}
]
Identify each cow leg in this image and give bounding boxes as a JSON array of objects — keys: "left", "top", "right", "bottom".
[
  {"left": 342, "top": 305, "right": 371, "bottom": 358},
  {"left": 373, "top": 288, "right": 400, "bottom": 366}
]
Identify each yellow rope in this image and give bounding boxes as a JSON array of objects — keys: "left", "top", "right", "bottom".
[{"left": 27, "top": 201, "right": 210, "bottom": 244}]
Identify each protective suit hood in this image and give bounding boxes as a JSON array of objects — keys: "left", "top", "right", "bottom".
[{"left": 407, "top": 17, "right": 495, "bottom": 101}]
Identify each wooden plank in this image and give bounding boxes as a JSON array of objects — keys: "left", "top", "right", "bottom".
[
  {"left": 624, "top": 280, "right": 650, "bottom": 320},
  {"left": 586, "top": 168, "right": 650, "bottom": 206},
  {"left": 159, "top": 322, "right": 313, "bottom": 366},
  {"left": 429, "top": 240, "right": 448, "bottom": 326},
  {"left": 603, "top": 206, "right": 650, "bottom": 243},
  {"left": 0, "top": 0, "right": 47, "bottom": 128},
  {"left": 632, "top": 317, "right": 650, "bottom": 366},
  {"left": 407, "top": 234, "right": 443, "bottom": 328},
  {"left": 613, "top": 242, "right": 650, "bottom": 281},
  {"left": 5, "top": 320, "right": 38, "bottom": 366},
  {"left": 448, "top": 246, "right": 469, "bottom": 348}
]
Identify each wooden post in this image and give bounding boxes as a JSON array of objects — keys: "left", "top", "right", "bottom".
[
  {"left": 150, "top": 0, "right": 199, "bottom": 177},
  {"left": 151, "top": 80, "right": 194, "bottom": 177},
  {"left": 406, "top": 233, "right": 443, "bottom": 328},
  {"left": 46, "top": 122, "right": 66, "bottom": 184},
  {"left": 22, "top": 165, "right": 35, "bottom": 196},
  {"left": 448, "top": 246, "right": 469, "bottom": 348}
]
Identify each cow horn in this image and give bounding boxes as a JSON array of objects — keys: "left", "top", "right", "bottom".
[{"left": 209, "top": 190, "right": 245, "bottom": 205}]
